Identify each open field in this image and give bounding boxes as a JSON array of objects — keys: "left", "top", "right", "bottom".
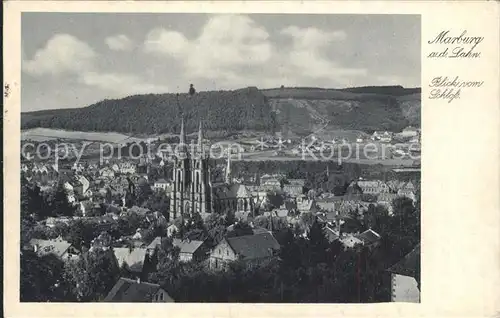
[
  {"left": 21, "top": 128, "right": 266, "bottom": 144},
  {"left": 21, "top": 127, "right": 370, "bottom": 145},
  {"left": 21, "top": 128, "right": 154, "bottom": 144}
]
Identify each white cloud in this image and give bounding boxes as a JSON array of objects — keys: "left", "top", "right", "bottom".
[
  {"left": 24, "top": 33, "right": 165, "bottom": 96},
  {"left": 143, "top": 15, "right": 273, "bottom": 79},
  {"left": 105, "top": 34, "right": 134, "bottom": 51},
  {"left": 81, "top": 71, "right": 169, "bottom": 96},
  {"left": 281, "top": 26, "right": 347, "bottom": 47},
  {"left": 144, "top": 28, "right": 189, "bottom": 57},
  {"left": 193, "top": 15, "right": 272, "bottom": 70},
  {"left": 23, "top": 34, "right": 96, "bottom": 76},
  {"left": 143, "top": 15, "right": 369, "bottom": 88},
  {"left": 281, "top": 26, "right": 366, "bottom": 82}
]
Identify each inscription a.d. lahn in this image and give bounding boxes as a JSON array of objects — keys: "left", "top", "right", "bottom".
[
  {"left": 429, "top": 76, "right": 484, "bottom": 103},
  {"left": 427, "top": 30, "right": 483, "bottom": 58}
]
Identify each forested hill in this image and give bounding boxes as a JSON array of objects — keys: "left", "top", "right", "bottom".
[
  {"left": 22, "top": 86, "right": 421, "bottom": 135},
  {"left": 22, "top": 87, "right": 275, "bottom": 135}
]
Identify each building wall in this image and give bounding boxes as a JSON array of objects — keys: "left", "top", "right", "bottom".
[
  {"left": 179, "top": 252, "right": 193, "bottom": 263},
  {"left": 154, "top": 183, "right": 169, "bottom": 191},
  {"left": 236, "top": 197, "right": 254, "bottom": 213},
  {"left": 401, "top": 130, "right": 418, "bottom": 137},
  {"left": 153, "top": 289, "right": 174, "bottom": 302},
  {"left": 283, "top": 185, "right": 303, "bottom": 196},
  {"left": 209, "top": 240, "right": 237, "bottom": 270},
  {"left": 391, "top": 273, "right": 420, "bottom": 303},
  {"left": 341, "top": 235, "right": 363, "bottom": 248}
]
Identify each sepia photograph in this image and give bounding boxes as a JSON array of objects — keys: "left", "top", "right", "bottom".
[{"left": 20, "top": 12, "right": 421, "bottom": 303}]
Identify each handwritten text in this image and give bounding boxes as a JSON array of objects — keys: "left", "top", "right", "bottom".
[
  {"left": 428, "top": 76, "right": 484, "bottom": 103},
  {"left": 427, "top": 30, "right": 484, "bottom": 59}
]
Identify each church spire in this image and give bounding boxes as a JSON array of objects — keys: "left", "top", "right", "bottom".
[
  {"left": 177, "top": 116, "right": 188, "bottom": 156},
  {"left": 177, "top": 93, "right": 186, "bottom": 147},
  {"left": 179, "top": 116, "right": 186, "bottom": 145},
  {"left": 225, "top": 151, "right": 231, "bottom": 184},
  {"left": 198, "top": 121, "right": 203, "bottom": 149}
]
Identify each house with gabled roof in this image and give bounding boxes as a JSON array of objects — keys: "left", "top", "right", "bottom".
[
  {"left": 324, "top": 226, "right": 340, "bottom": 243},
  {"left": 283, "top": 179, "right": 305, "bottom": 197},
  {"left": 209, "top": 232, "right": 280, "bottom": 271},
  {"left": 172, "top": 238, "right": 208, "bottom": 262},
  {"left": 297, "top": 197, "right": 317, "bottom": 214},
  {"left": 355, "top": 180, "right": 390, "bottom": 195},
  {"left": 397, "top": 181, "right": 417, "bottom": 202},
  {"left": 79, "top": 200, "right": 96, "bottom": 217},
  {"left": 103, "top": 277, "right": 174, "bottom": 302},
  {"left": 113, "top": 247, "right": 148, "bottom": 277},
  {"left": 387, "top": 244, "right": 420, "bottom": 303},
  {"left": 232, "top": 183, "right": 255, "bottom": 213},
  {"left": 401, "top": 126, "right": 419, "bottom": 138},
  {"left": 260, "top": 177, "right": 281, "bottom": 192},
  {"left": 354, "top": 228, "right": 382, "bottom": 247},
  {"left": 337, "top": 199, "right": 370, "bottom": 217},
  {"left": 29, "top": 236, "right": 80, "bottom": 261},
  {"left": 145, "top": 236, "right": 164, "bottom": 258},
  {"left": 372, "top": 131, "right": 393, "bottom": 142},
  {"left": 316, "top": 197, "right": 344, "bottom": 213},
  {"left": 377, "top": 192, "right": 400, "bottom": 215},
  {"left": 147, "top": 236, "right": 163, "bottom": 249}
]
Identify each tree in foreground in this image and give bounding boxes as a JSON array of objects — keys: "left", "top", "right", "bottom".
[
  {"left": 307, "top": 221, "right": 329, "bottom": 264},
  {"left": 45, "top": 183, "right": 76, "bottom": 217},
  {"left": 204, "top": 213, "right": 227, "bottom": 247},
  {"left": 21, "top": 250, "right": 74, "bottom": 301},
  {"left": 65, "top": 219, "right": 98, "bottom": 250},
  {"left": 63, "top": 248, "right": 120, "bottom": 301}
]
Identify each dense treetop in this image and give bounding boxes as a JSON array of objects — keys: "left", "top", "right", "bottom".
[{"left": 22, "top": 87, "right": 276, "bottom": 134}]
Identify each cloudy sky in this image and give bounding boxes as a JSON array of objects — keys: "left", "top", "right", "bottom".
[{"left": 22, "top": 13, "right": 420, "bottom": 112}]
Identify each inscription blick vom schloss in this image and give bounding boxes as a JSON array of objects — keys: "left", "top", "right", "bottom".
[{"left": 427, "top": 30, "right": 484, "bottom": 103}]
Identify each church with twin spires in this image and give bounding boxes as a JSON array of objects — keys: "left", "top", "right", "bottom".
[{"left": 168, "top": 118, "right": 254, "bottom": 221}]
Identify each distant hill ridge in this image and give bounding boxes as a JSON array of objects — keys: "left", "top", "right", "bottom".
[
  {"left": 22, "top": 85, "right": 421, "bottom": 135},
  {"left": 262, "top": 85, "right": 420, "bottom": 99}
]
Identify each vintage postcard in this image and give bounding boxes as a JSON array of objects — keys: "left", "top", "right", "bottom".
[{"left": 3, "top": 1, "right": 499, "bottom": 317}]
